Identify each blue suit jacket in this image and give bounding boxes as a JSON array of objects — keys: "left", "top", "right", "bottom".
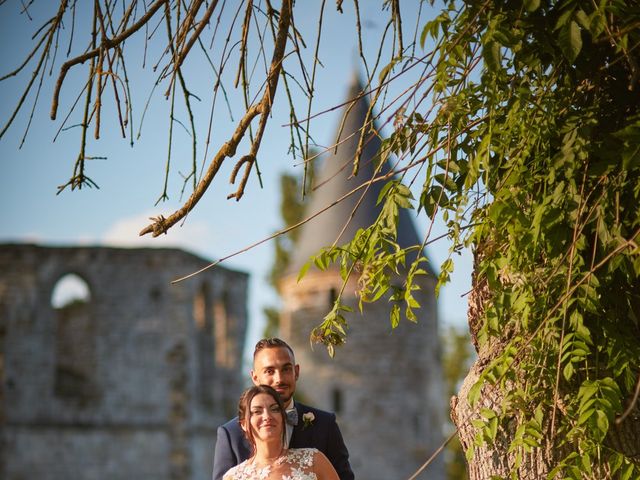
[{"left": 212, "top": 402, "right": 354, "bottom": 480}]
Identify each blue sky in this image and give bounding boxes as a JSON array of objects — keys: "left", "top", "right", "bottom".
[{"left": 0, "top": 2, "right": 472, "bottom": 356}]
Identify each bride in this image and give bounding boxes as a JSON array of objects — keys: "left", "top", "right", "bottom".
[{"left": 223, "top": 384, "right": 339, "bottom": 480}]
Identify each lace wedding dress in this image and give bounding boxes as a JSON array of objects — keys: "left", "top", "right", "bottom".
[{"left": 223, "top": 448, "right": 321, "bottom": 480}]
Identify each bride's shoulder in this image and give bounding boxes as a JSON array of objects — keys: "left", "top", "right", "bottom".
[
  {"left": 222, "top": 460, "right": 252, "bottom": 480},
  {"left": 286, "top": 447, "right": 320, "bottom": 463},
  {"left": 288, "top": 447, "right": 319, "bottom": 456}
]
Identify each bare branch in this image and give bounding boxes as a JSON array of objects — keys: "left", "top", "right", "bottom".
[
  {"left": 166, "top": 0, "right": 219, "bottom": 90},
  {"left": 51, "top": 0, "right": 166, "bottom": 120},
  {"left": 139, "top": 101, "right": 262, "bottom": 237},
  {"left": 234, "top": 0, "right": 252, "bottom": 89},
  {"left": 171, "top": 158, "right": 402, "bottom": 284},
  {"left": 0, "top": 22, "right": 49, "bottom": 81},
  {"left": 140, "top": 0, "right": 293, "bottom": 236},
  {"left": 0, "top": 0, "right": 69, "bottom": 139}
]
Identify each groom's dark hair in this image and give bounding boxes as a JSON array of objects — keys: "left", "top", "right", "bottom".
[{"left": 253, "top": 337, "right": 295, "bottom": 361}]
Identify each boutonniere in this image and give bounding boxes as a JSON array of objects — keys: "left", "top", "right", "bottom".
[{"left": 302, "top": 412, "right": 315, "bottom": 429}]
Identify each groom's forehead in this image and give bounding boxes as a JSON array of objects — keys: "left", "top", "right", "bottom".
[{"left": 254, "top": 347, "right": 295, "bottom": 367}]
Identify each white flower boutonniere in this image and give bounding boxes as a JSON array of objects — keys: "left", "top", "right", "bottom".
[{"left": 302, "top": 412, "right": 315, "bottom": 429}]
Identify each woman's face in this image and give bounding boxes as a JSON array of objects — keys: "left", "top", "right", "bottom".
[{"left": 244, "top": 392, "right": 283, "bottom": 443}]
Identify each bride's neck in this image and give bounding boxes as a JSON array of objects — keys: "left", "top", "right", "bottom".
[{"left": 253, "top": 440, "right": 285, "bottom": 466}]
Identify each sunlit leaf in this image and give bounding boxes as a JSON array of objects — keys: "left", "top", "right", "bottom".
[{"left": 559, "top": 20, "right": 582, "bottom": 62}]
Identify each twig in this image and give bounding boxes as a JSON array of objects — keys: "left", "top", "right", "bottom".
[
  {"left": 139, "top": 98, "right": 261, "bottom": 236},
  {"left": 0, "top": 0, "right": 68, "bottom": 139},
  {"left": 165, "top": 0, "right": 219, "bottom": 93},
  {"left": 616, "top": 371, "right": 640, "bottom": 425},
  {"left": 171, "top": 161, "right": 402, "bottom": 283},
  {"left": 51, "top": 0, "right": 166, "bottom": 120},
  {"left": 233, "top": 0, "right": 292, "bottom": 198}
]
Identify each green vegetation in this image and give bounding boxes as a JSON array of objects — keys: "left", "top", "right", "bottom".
[{"left": 303, "top": 1, "right": 640, "bottom": 477}]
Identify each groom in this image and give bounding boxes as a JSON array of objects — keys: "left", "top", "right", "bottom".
[{"left": 212, "top": 337, "right": 354, "bottom": 480}]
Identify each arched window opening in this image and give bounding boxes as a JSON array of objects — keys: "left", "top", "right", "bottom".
[
  {"left": 149, "top": 285, "right": 162, "bottom": 303},
  {"left": 214, "top": 291, "right": 230, "bottom": 367},
  {"left": 329, "top": 287, "right": 337, "bottom": 308},
  {"left": 332, "top": 387, "right": 343, "bottom": 414},
  {"left": 51, "top": 273, "right": 97, "bottom": 401},
  {"left": 193, "top": 285, "right": 208, "bottom": 331},
  {"left": 413, "top": 414, "right": 421, "bottom": 438},
  {"left": 194, "top": 282, "right": 215, "bottom": 405},
  {"left": 51, "top": 273, "right": 90, "bottom": 309}
]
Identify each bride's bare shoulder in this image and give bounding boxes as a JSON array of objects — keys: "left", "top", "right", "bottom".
[{"left": 312, "top": 450, "right": 339, "bottom": 480}]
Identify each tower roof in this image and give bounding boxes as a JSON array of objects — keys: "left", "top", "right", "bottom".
[{"left": 288, "top": 75, "right": 426, "bottom": 275}]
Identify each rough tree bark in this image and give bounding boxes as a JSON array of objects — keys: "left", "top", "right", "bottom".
[{"left": 451, "top": 246, "right": 640, "bottom": 479}]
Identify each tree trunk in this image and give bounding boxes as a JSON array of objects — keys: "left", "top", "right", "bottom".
[{"left": 450, "top": 250, "right": 640, "bottom": 479}]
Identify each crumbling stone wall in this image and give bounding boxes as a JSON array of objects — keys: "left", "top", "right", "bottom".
[{"left": 0, "top": 244, "right": 248, "bottom": 480}]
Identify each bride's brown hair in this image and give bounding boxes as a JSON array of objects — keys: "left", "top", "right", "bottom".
[{"left": 238, "top": 384, "right": 287, "bottom": 452}]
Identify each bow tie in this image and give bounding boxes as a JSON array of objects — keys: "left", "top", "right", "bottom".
[{"left": 286, "top": 409, "right": 298, "bottom": 426}]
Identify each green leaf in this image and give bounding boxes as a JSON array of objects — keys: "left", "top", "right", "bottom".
[
  {"left": 394, "top": 192, "right": 414, "bottom": 209},
  {"left": 610, "top": 452, "right": 623, "bottom": 475},
  {"left": 563, "top": 361, "right": 574, "bottom": 381},
  {"left": 547, "top": 465, "right": 563, "bottom": 480},
  {"left": 531, "top": 202, "right": 545, "bottom": 246},
  {"left": 378, "top": 180, "right": 397, "bottom": 205},
  {"left": 578, "top": 407, "right": 594, "bottom": 425},
  {"left": 471, "top": 418, "right": 486, "bottom": 429},
  {"left": 579, "top": 381, "right": 598, "bottom": 411},
  {"left": 524, "top": 0, "right": 540, "bottom": 12},
  {"left": 554, "top": 6, "right": 575, "bottom": 30},
  {"left": 313, "top": 253, "right": 327, "bottom": 271},
  {"left": 488, "top": 416, "right": 498, "bottom": 441},
  {"left": 405, "top": 294, "right": 421, "bottom": 309},
  {"left": 405, "top": 304, "right": 417, "bottom": 323},
  {"left": 581, "top": 452, "right": 593, "bottom": 476},
  {"left": 595, "top": 410, "right": 609, "bottom": 438},
  {"left": 420, "top": 22, "right": 430, "bottom": 49},
  {"left": 574, "top": 9, "right": 590, "bottom": 30},
  {"left": 559, "top": 20, "right": 582, "bottom": 63},
  {"left": 297, "top": 259, "right": 312, "bottom": 282},
  {"left": 612, "top": 121, "right": 640, "bottom": 169},
  {"left": 420, "top": 17, "right": 443, "bottom": 48},
  {"left": 379, "top": 56, "right": 402, "bottom": 83},
  {"left": 390, "top": 303, "right": 400, "bottom": 328},
  {"left": 480, "top": 407, "right": 497, "bottom": 419},
  {"left": 465, "top": 445, "right": 475, "bottom": 462},
  {"left": 483, "top": 40, "right": 501, "bottom": 71},
  {"left": 589, "top": 10, "right": 606, "bottom": 38},
  {"left": 621, "top": 462, "right": 636, "bottom": 480},
  {"left": 434, "top": 172, "right": 457, "bottom": 191},
  {"left": 468, "top": 378, "right": 483, "bottom": 407},
  {"left": 395, "top": 182, "right": 413, "bottom": 198}
]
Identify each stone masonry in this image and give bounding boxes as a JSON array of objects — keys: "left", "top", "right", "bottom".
[{"left": 0, "top": 244, "right": 248, "bottom": 480}]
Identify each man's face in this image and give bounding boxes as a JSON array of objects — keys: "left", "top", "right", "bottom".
[{"left": 251, "top": 347, "right": 299, "bottom": 404}]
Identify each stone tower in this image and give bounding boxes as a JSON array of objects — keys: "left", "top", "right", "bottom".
[
  {"left": 0, "top": 244, "right": 248, "bottom": 480},
  {"left": 278, "top": 77, "right": 446, "bottom": 479}
]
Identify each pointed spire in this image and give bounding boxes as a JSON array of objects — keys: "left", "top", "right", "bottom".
[{"left": 287, "top": 73, "right": 423, "bottom": 275}]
